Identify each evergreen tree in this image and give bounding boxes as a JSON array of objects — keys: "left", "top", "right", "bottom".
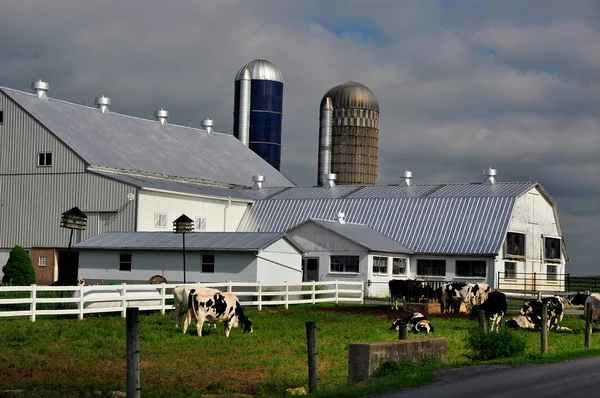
[{"left": 2, "top": 245, "right": 36, "bottom": 285}]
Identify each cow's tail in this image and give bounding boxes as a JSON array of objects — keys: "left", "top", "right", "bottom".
[{"left": 187, "top": 289, "right": 198, "bottom": 322}]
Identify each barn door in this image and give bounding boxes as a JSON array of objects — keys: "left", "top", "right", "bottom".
[{"left": 303, "top": 258, "right": 319, "bottom": 282}]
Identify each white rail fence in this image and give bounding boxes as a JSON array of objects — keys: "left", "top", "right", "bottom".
[{"left": 0, "top": 280, "right": 364, "bottom": 322}]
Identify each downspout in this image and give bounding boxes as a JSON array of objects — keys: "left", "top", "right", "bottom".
[{"left": 224, "top": 196, "right": 231, "bottom": 232}]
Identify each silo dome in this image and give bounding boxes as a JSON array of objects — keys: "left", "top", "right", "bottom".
[
  {"left": 235, "top": 58, "right": 284, "bottom": 83},
  {"left": 320, "top": 81, "right": 379, "bottom": 111}
]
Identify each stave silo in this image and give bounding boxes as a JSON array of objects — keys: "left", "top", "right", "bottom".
[
  {"left": 318, "top": 81, "right": 379, "bottom": 186},
  {"left": 233, "top": 58, "right": 284, "bottom": 171}
]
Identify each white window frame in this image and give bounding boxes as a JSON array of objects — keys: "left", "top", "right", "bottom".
[
  {"left": 37, "top": 151, "right": 53, "bottom": 167},
  {"left": 154, "top": 212, "right": 167, "bottom": 229},
  {"left": 547, "top": 264, "right": 558, "bottom": 281},
  {"left": 505, "top": 261, "right": 517, "bottom": 279},
  {"left": 543, "top": 235, "right": 561, "bottom": 263},
  {"left": 455, "top": 260, "right": 487, "bottom": 278},
  {"left": 392, "top": 257, "right": 407, "bottom": 276},
  {"left": 416, "top": 259, "right": 446, "bottom": 277},
  {"left": 505, "top": 231, "right": 526, "bottom": 259},
  {"left": 39, "top": 256, "right": 47, "bottom": 267},
  {"left": 329, "top": 255, "right": 360, "bottom": 274},
  {"left": 372, "top": 256, "right": 388, "bottom": 275}
]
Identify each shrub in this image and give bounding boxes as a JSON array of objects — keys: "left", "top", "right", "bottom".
[
  {"left": 466, "top": 327, "right": 527, "bottom": 360},
  {"left": 2, "top": 245, "right": 35, "bottom": 286}
]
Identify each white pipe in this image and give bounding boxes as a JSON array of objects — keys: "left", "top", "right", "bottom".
[{"left": 239, "top": 68, "right": 251, "bottom": 146}]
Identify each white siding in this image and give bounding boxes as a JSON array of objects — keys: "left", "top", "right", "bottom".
[
  {"left": 256, "top": 239, "right": 303, "bottom": 283},
  {"left": 0, "top": 249, "right": 9, "bottom": 279},
  {"left": 136, "top": 190, "right": 249, "bottom": 232}
]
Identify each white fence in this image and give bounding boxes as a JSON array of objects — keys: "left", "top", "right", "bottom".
[{"left": 0, "top": 280, "right": 364, "bottom": 322}]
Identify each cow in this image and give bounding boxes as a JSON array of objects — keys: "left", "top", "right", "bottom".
[
  {"left": 185, "top": 290, "right": 253, "bottom": 337},
  {"left": 173, "top": 285, "right": 221, "bottom": 330},
  {"left": 388, "top": 279, "right": 430, "bottom": 310},
  {"left": 569, "top": 292, "right": 600, "bottom": 309},
  {"left": 506, "top": 314, "right": 542, "bottom": 329},
  {"left": 441, "top": 282, "right": 492, "bottom": 314},
  {"left": 520, "top": 296, "right": 565, "bottom": 331},
  {"left": 469, "top": 290, "right": 507, "bottom": 332},
  {"left": 389, "top": 312, "right": 434, "bottom": 334}
]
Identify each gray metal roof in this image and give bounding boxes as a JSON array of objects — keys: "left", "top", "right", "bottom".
[
  {"left": 1, "top": 87, "right": 294, "bottom": 188},
  {"left": 345, "top": 182, "right": 535, "bottom": 199},
  {"left": 235, "top": 58, "right": 284, "bottom": 82},
  {"left": 264, "top": 185, "right": 364, "bottom": 200},
  {"left": 321, "top": 81, "right": 379, "bottom": 111},
  {"left": 302, "top": 219, "right": 412, "bottom": 253},
  {"left": 74, "top": 231, "right": 286, "bottom": 251},
  {"left": 237, "top": 196, "right": 518, "bottom": 255}
]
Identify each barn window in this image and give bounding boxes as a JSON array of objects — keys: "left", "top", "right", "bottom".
[
  {"left": 330, "top": 255, "right": 359, "bottom": 273},
  {"left": 547, "top": 265, "right": 558, "bottom": 281},
  {"left": 372, "top": 256, "right": 388, "bottom": 275},
  {"left": 505, "top": 232, "right": 525, "bottom": 258},
  {"left": 544, "top": 237, "right": 561, "bottom": 262},
  {"left": 202, "top": 254, "right": 215, "bottom": 273},
  {"left": 456, "top": 260, "right": 486, "bottom": 277},
  {"left": 38, "top": 256, "right": 47, "bottom": 267},
  {"left": 416, "top": 259, "right": 445, "bottom": 277},
  {"left": 37, "top": 152, "right": 53, "bottom": 167},
  {"left": 392, "top": 258, "right": 407, "bottom": 275},
  {"left": 505, "top": 262, "right": 517, "bottom": 279},
  {"left": 0, "top": 110, "right": 4, "bottom": 124},
  {"left": 195, "top": 216, "right": 207, "bottom": 232},
  {"left": 119, "top": 253, "right": 132, "bottom": 271},
  {"left": 154, "top": 212, "right": 167, "bottom": 228}
]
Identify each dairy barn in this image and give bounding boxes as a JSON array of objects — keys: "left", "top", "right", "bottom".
[{"left": 0, "top": 62, "right": 569, "bottom": 296}]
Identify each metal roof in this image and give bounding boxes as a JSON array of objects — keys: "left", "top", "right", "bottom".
[
  {"left": 234, "top": 59, "right": 284, "bottom": 83},
  {"left": 345, "top": 182, "right": 535, "bottom": 199},
  {"left": 264, "top": 185, "right": 364, "bottom": 200},
  {"left": 300, "top": 219, "right": 412, "bottom": 253},
  {"left": 74, "top": 231, "right": 286, "bottom": 251},
  {"left": 320, "top": 81, "right": 379, "bottom": 111},
  {"left": 237, "top": 196, "right": 518, "bottom": 255},
  {"left": 1, "top": 87, "right": 294, "bottom": 188}
]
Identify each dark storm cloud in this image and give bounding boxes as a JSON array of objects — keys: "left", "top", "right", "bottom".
[{"left": 1, "top": 0, "right": 598, "bottom": 274}]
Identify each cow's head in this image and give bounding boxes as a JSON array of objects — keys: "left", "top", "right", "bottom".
[
  {"left": 568, "top": 292, "right": 588, "bottom": 306},
  {"left": 241, "top": 317, "right": 253, "bottom": 333},
  {"left": 520, "top": 301, "right": 535, "bottom": 316},
  {"left": 389, "top": 319, "right": 403, "bottom": 330}
]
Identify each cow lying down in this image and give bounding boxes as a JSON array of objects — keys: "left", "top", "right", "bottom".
[
  {"left": 389, "top": 312, "right": 434, "bottom": 334},
  {"left": 185, "top": 289, "right": 253, "bottom": 337},
  {"left": 506, "top": 314, "right": 572, "bottom": 332}
]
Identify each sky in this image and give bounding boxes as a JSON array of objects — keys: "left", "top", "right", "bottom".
[{"left": 1, "top": 0, "right": 599, "bottom": 275}]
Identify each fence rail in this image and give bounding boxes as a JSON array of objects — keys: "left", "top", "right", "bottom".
[
  {"left": 497, "top": 272, "right": 568, "bottom": 292},
  {"left": 0, "top": 280, "right": 364, "bottom": 322}
]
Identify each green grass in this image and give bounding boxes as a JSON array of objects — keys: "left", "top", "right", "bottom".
[{"left": 1, "top": 304, "right": 599, "bottom": 397}]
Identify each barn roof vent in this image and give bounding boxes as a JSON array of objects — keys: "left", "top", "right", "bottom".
[
  {"left": 483, "top": 167, "right": 497, "bottom": 185},
  {"left": 31, "top": 80, "right": 49, "bottom": 99},
  {"left": 201, "top": 118, "right": 213, "bottom": 133},
  {"left": 323, "top": 173, "right": 336, "bottom": 188},
  {"left": 336, "top": 211, "right": 345, "bottom": 224},
  {"left": 155, "top": 108, "right": 169, "bottom": 125},
  {"left": 399, "top": 170, "right": 412, "bottom": 186},
  {"left": 95, "top": 96, "right": 111, "bottom": 114},
  {"left": 252, "top": 174, "right": 264, "bottom": 190}
]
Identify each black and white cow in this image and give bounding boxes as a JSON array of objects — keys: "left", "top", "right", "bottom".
[
  {"left": 388, "top": 279, "right": 430, "bottom": 310},
  {"left": 569, "top": 292, "right": 600, "bottom": 309},
  {"left": 173, "top": 285, "right": 221, "bottom": 330},
  {"left": 520, "top": 296, "right": 565, "bottom": 331},
  {"left": 469, "top": 290, "right": 507, "bottom": 332},
  {"left": 441, "top": 283, "right": 492, "bottom": 314},
  {"left": 389, "top": 312, "right": 434, "bottom": 334},
  {"left": 185, "top": 290, "right": 253, "bottom": 337},
  {"left": 506, "top": 314, "right": 543, "bottom": 330}
]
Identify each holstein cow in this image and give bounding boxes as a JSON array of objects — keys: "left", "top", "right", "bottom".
[
  {"left": 506, "top": 314, "right": 543, "bottom": 330},
  {"left": 389, "top": 312, "right": 434, "bottom": 334},
  {"left": 440, "top": 283, "right": 491, "bottom": 314},
  {"left": 185, "top": 290, "right": 253, "bottom": 337},
  {"left": 469, "top": 290, "right": 507, "bottom": 332},
  {"left": 520, "top": 296, "right": 565, "bottom": 331},
  {"left": 173, "top": 285, "right": 221, "bottom": 330},
  {"left": 569, "top": 292, "right": 600, "bottom": 310},
  {"left": 388, "top": 279, "right": 432, "bottom": 310}
]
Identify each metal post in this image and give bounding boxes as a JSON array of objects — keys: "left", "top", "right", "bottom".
[
  {"left": 478, "top": 310, "right": 487, "bottom": 333},
  {"left": 126, "top": 307, "right": 140, "bottom": 398},
  {"left": 306, "top": 321, "right": 319, "bottom": 392},
  {"left": 585, "top": 302, "right": 592, "bottom": 349},
  {"left": 541, "top": 303, "right": 548, "bottom": 354},
  {"left": 398, "top": 322, "right": 408, "bottom": 340},
  {"left": 182, "top": 233, "right": 186, "bottom": 284}
]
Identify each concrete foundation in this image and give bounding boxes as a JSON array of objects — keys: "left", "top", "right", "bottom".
[{"left": 348, "top": 338, "right": 447, "bottom": 383}]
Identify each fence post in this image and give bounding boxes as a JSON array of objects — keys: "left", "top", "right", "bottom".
[
  {"left": 566, "top": 273, "right": 570, "bottom": 292},
  {"left": 585, "top": 302, "right": 592, "bottom": 349},
  {"left": 497, "top": 271, "right": 500, "bottom": 290},
  {"left": 335, "top": 280, "right": 339, "bottom": 304},
  {"left": 126, "top": 307, "right": 141, "bottom": 398},
  {"left": 398, "top": 322, "right": 408, "bottom": 340},
  {"left": 534, "top": 272, "right": 537, "bottom": 292},
  {"left": 306, "top": 321, "right": 319, "bottom": 393},
  {"left": 30, "top": 284, "right": 37, "bottom": 322},
  {"left": 360, "top": 283, "right": 364, "bottom": 304},
  {"left": 79, "top": 284, "right": 84, "bottom": 320},
  {"left": 285, "top": 281, "right": 289, "bottom": 310},
  {"left": 228, "top": 280, "right": 232, "bottom": 293},
  {"left": 312, "top": 281, "right": 316, "bottom": 305},
  {"left": 478, "top": 310, "right": 487, "bottom": 333},
  {"left": 121, "top": 283, "right": 127, "bottom": 318},
  {"left": 541, "top": 303, "right": 548, "bottom": 354},
  {"left": 160, "top": 283, "right": 166, "bottom": 315},
  {"left": 258, "top": 281, "right": 262, "bottom": 311}
]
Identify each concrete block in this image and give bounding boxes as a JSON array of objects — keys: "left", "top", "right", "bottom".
[{"left": 348, "top": 338, "right": 447, "bottom": 383}]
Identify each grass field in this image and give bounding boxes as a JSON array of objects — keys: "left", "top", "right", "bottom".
[{"left": 1, "top": 303, "right": 600, "bottom": 397}]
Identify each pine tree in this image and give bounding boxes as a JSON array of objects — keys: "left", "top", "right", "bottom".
[{"left": 2, "top": 245, "right": 36, "bottom": 285}]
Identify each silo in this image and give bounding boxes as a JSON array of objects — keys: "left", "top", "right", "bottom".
[
  {"left": 318, "top": 81, "right": 379, "bottom": 186},
  {"left": 233, "top": 58, "right": 284, "bottom": 171}
]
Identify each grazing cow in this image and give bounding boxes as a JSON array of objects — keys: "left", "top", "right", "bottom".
[
  {"left": 389, "top": 312, "right": 434, "bottom": 334},
  {"left": 388, "top": 279, "right": 430, "bottom": 310},
  {"left": 506, "top": 314, "right": 542, "bottom": 329},
  {"left": 173, "top": 285, "right": 221, "bottom": 330},
  {"left": 520, "top": 296, "right": 565, "bottom": 330},
  {"left": 185, "top": 290, "right": 253, "bottom": 337},
  {"left": 469, "top": 291, "right": 507, "bottom": 332}
]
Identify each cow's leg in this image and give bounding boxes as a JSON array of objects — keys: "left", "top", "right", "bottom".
[
  {"left": 224, "top": 320, "right": 233, "bottom": 338},
  {"left": 196, "top": 314, "right": 206, "bottom": 337},
  {"left": 183, "top": 309, "right": 192, "bottom": 335}
]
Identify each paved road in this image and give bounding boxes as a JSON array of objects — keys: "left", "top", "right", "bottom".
[{"left": 373, "top": 356, "right": 600, "bottom": 398}]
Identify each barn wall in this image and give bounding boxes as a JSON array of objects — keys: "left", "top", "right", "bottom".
[
  {"left": 136, "top": 190, "right": 250, "bottom": 232},
  {"left": 0, "top": 249, "right": 9, "bottom": 279},
  {"left": 256, "top": 239, "right": 303, "bottom": 283}
]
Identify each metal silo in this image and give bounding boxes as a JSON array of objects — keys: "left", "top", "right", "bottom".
[
  {"left": 318, "top": 81, "right": 379, "bottom": 186},
  {"left": 233, "top": 58, "right": 284, "bottom": 171}
]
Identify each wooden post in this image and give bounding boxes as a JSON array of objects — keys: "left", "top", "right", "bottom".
[
  {"left": 160, "top": 283, "right": 166, "bottom": 315},
  {"left": 312, "top": 281, "right": 316, "bottom": 305},
  {"left": 78, "top": 284, "right": 84, "bottom": 320},
  {"left": 126, "top": 307, "right": 140, "bottom": 398},
  {"left": 541, "top": 303, "right": 548, "bottom": 354},
  {"left": 585, "top": 302, "right": 592, "bottom": 349},
  {"left": 306, "top": 321, "right": 319, "bottom": 392},
  {"left": 121, "top": 283, "right": 127, "bottom": 318},
  {"left": 397, "top": 322, "right": 408, "bottom": 340},
  {"left": 335, "top": 280, "right": 339, "bottom": 304},
  {"left": 478, "top": 310, "right": 487, "bottom": 333}
]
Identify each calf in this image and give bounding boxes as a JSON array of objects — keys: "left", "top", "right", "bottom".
[
  {"left": 185, "top": 290, "right": 253, "bottom": 337},
  {"left": 389, "top": 312, "right": 434, "bottom": 334},
  {"left": 520, "top": 296, "right": 565, "bottom": 330},
  {"left": 173, "top": 285, "right": 221, "bottom": 330},
  {"left": 506, "top": 314, "right": 542, "bottom": 330},
  {"left": 469, "top": 291, "right": 507, "bottom": 332}
]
